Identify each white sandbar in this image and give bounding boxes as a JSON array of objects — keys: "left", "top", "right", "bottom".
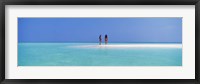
[{"left": 74, "top": 44, "right": 182, "bottom": 48}]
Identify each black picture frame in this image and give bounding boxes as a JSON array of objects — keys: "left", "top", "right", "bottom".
[{"left": 0, "top": 0, "right": 200, "bottom": 84}]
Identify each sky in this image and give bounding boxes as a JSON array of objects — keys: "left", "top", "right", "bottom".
[{"left": 18, "top": 18, "right": 182, "bottom": 43}]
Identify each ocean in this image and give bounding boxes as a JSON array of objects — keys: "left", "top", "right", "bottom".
[{"left": 18, "top": 43, "right": 182, "bottom": 66}]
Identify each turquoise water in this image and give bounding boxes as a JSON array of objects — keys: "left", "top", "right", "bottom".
[{"left": 18, "top": 43, "right": 182, "bottom": 66}]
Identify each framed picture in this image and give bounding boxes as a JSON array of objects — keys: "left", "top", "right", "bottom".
[{"left": 0, "top": 0, "right": 199, "bottom": 84}]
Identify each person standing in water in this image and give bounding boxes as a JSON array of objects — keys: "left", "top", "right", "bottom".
[
  {"left": 105, "top": 34, "right": 108, "bottom": 45},
  {"left": 99, "top": 35, "right": 102, "bottom": 45}
]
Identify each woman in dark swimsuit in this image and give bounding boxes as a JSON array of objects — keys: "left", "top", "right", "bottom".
[
  {"left": 105, "top": 34, "right": 108, "bottom": 45},
  {"left": 99, "top": 35, "right": 102, "bottom": 45}
]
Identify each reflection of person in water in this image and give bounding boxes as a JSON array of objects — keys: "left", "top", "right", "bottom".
[
  {"left": 99, "top": 35, "right": 102, "bottom": 45},
  {"left": 105, "top": 34, "right": 108, "bottom": 45}
]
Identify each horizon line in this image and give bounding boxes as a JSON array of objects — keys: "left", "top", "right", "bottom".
[{"left": 18, "top": 42, "right": 182, "bottom": 43}]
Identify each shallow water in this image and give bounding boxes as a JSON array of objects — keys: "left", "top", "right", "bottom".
[{"left": 18, "top": 43, "right": 182, "bottom": 66}]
